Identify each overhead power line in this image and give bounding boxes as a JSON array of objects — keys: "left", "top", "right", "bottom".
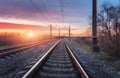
[
  {"left": 60, "top": 0, "right": 64, "bottom": 27},
  {"left": 30, "top": 0, "right": 50, "bottom": 23}
]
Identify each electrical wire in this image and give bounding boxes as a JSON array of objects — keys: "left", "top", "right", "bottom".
[
  {"left": 42, "top": 0, "right": 59, "bottom": 25},
  {"left": 30, "top": 0, "right": 50, "bottom": 23},
  {"left": 60, "top": 0, "right": 64, "bottom": 27}
]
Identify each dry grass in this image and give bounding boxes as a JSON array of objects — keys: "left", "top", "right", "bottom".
[
  {"left": 70, "top": 38, "right": 91, "bottom": 52},
  {"left": 69, "top": 38, "right": 111, "bottom": 57}
]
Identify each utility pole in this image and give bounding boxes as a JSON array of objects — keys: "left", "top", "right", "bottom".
[
  {"left": 69, "top": 26, "right": 71, "bottom": 40},
  {"left": 59, "top": 28, "right": 60, "bottom": 37},
  {"left": 92, "top": 0, "right": 99, "bottom": 52},
  {"left": 50, "top": 25, "right": 52, "bottom": 37}
]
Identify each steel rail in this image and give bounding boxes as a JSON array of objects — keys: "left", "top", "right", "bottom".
[
  {"left": 0, "top": 40, "right": 51, "bottom": 57},
  {"left": 0, "top": 43, "right": 39, "bottom": 57},
  {"left": 0, "top": 40, "right": 51, "bottom": 51},
  {"left": 65, "top": 42, "right": 89, "bottom": 78},
  {"left": 22, "top": 40, "right": 89, "bottom": 78},
  {"left": 22, "top": 40, "right": 61, "bottom": 78}
]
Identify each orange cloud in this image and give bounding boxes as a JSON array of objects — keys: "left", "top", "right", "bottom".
[{"left": 0, "top": 22, "right": 47, "bottom": 30}]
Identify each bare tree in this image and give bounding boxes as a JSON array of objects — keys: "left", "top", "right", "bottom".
[{"left": 97, "top": 2, "right": 120, "bottom": 56}]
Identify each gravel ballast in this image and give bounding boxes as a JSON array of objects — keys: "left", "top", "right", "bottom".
[
  {"left": 0, "top": 39, "right": 58, "bottom": 78},
  {"left": 66, "top": 39, "right": 120, "bottom": 78}
]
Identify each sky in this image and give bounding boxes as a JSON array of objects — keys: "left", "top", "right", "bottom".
[{"left": 0, "top": 0, "right": 118, "bottom": 36}]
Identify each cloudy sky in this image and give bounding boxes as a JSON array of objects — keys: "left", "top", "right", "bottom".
[
  {"left": 0, "top": 0, "right": 91, "bottom": 26},
  {"left": 0, "top": 0, "right": 118, "bottom": 35}
]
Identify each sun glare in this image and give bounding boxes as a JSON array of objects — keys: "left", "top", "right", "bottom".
[{"left": 27, "top": 32, "right": 35, "bottom": 37}]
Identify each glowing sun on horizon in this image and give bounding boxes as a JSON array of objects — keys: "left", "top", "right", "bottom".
[{"left": 27, "top": 32, "right": 35, "bottom": 37}]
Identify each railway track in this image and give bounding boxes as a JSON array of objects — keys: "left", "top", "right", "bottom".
[
  {"left": 0, "top": 40, "right": 51, "bottom": 58},
  {"left": 0, "top": 41, "right": 41, "bottom": 52},
  {"left": 22, "top": 40, "right": 89, "bottom": 78}
]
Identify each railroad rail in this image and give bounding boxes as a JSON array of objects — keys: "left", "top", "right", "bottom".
[
  {"left": 0, "top": 40, "right": 51, "bottom": 57},
  {"left": 0, "top": 41, "right": 41, "bottom": 52},
  {"left": 22, "top": 40, "right": 89, "bottom": 78}
]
